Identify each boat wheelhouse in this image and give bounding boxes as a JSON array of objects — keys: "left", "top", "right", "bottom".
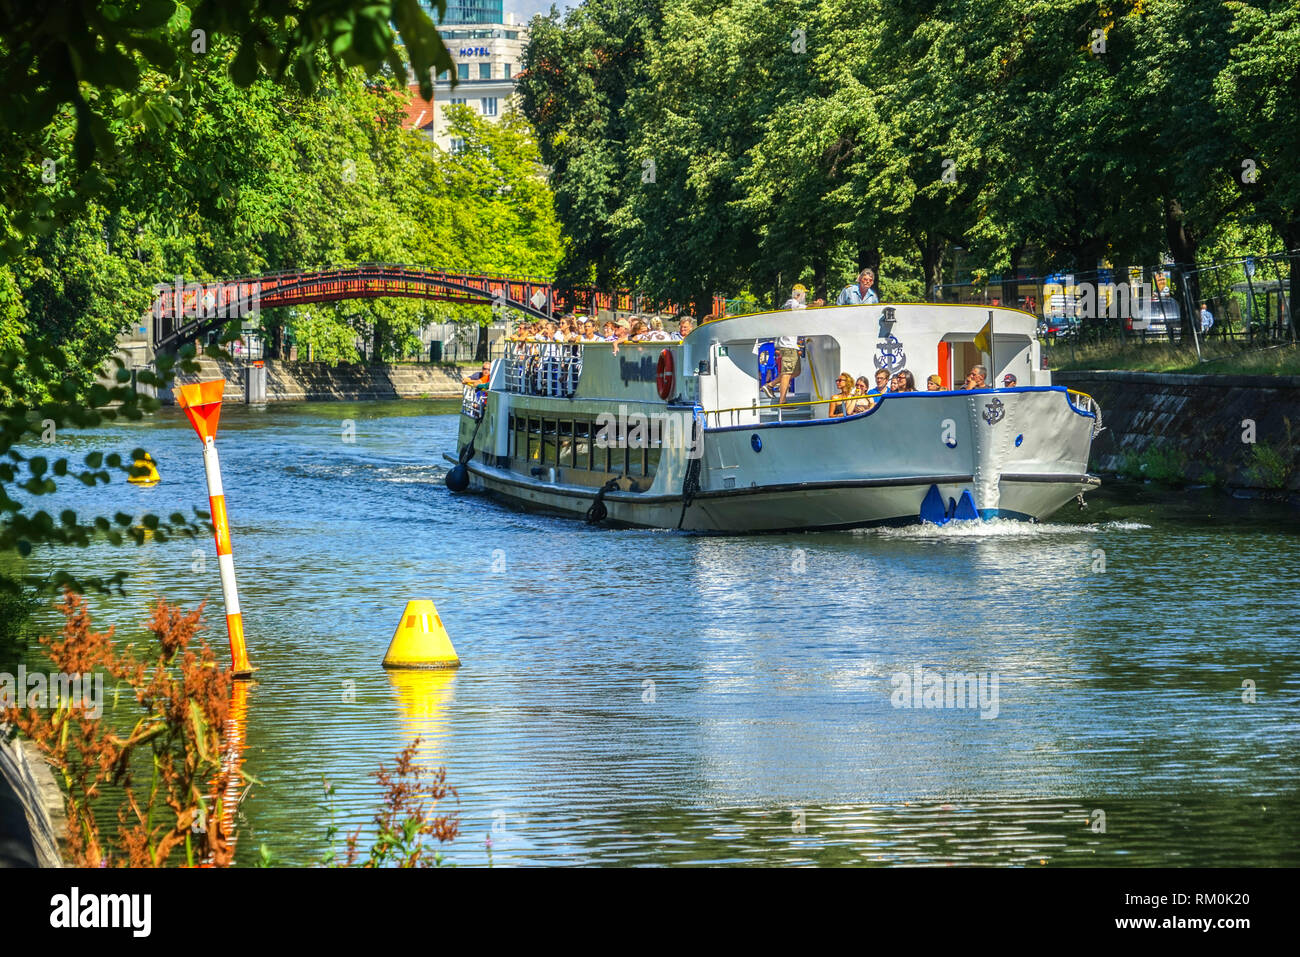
[{"left": 445, "top": 303, "right": 1102, "bottom": 532}]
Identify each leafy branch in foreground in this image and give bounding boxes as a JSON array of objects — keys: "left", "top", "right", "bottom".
[{"left": 0, "top": 334, "right": 207, "bottom": 593}]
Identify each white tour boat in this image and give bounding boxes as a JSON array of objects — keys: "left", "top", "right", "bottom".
[{"left": 444, "top": 303, "right": 1102, "bottom": 532}]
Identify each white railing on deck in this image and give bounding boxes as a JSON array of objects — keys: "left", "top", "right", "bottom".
[
  {"left": 462, "top": 385, "right": 486, "bottom": 419},
  {"left": 503, "top": 339, "right": 584, "bottom": 398}
]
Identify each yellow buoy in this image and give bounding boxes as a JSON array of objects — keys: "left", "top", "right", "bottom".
[
  {"left": 382, "top": 599, "right": 460, "bottom": 669},
  {"left": 128, "top": 453, "right": 160, "bottom": 486}
]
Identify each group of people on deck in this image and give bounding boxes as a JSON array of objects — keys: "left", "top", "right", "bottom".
[
  {"left": 827, "top": 367, "right": 915, "bottom": 417},
  {"left": 775, "top": 273, "right": 1022, "bottom": 417},
  {"left": 821, "top": 364, "right": 1017, "bottom": 417},
  {"left": 507, "top": 314, "right": 697, "bottom": 345}
]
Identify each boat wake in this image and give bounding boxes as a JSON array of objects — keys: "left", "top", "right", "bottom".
[{"left": 859, "top": 518, "right": 1150, "bottom": 539}]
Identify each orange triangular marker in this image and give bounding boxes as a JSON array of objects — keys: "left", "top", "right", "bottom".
[{"left": 177, "top": 379, "right": 225, "bottom": 442}]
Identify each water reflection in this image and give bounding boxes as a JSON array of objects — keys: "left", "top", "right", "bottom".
[
  {"left": 386, "top": 669, "right": 458, "bottom": 767},
  {"left": 12, "top": 402, "right": 1298, "bottom": 866}
]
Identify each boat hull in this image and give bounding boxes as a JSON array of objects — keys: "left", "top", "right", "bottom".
[{"left": 452, "top": 457, "right": 1099, "bottom": 532}]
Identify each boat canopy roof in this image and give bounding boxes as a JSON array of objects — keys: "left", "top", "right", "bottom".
[{"left": 682, "top": 302, "right": 1039, "bottom": 348}]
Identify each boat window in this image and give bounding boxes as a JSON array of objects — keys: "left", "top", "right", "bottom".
[
  {"left": 542, "top": 418, "right": 558, "bottom": 465},
  {"left": 559, "top": 420, "right": 574, "bottom": 467},
  {"left": 574, "top": 420, "right": 591, "bottom": 470},
  {"left": 527, "top": 416, "right": 540, "bottom": 463},
  {"left": 629, "top": 441, "right": 644, "bottom": 477},
  {"left": 645, "top": 444, "right": 660, "bottom": 479}
]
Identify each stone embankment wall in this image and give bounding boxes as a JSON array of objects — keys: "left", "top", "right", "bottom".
[
  {"left": 0, "top": 733, "right": 65, "bottom": 867},
  {"left": 1054, "top": 371, "right": 1300, "bottom": 491},
  {"left": 169, "top": 358, "right": 466, "bottom": 403}
]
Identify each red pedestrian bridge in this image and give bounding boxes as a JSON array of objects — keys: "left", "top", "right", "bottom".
[{"left": 150, "top": 263, "right": 726, "bottom": 352}]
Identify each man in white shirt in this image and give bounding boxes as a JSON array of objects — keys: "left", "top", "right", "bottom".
[
  {"left": 836, "top": 268, "right": 879, "bottom": 306},
  {"left": 1200, "top": 302, "right": 1214, "bottom": 334}
]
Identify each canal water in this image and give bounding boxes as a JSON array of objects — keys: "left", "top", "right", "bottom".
[{"left": 8, "top": 401, "right": 1299, "bottom": 865}]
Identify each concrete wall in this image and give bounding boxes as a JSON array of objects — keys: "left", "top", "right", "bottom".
[
  {"left": 0, "top": 733, "right": 65, "bottom": 867},
  {"left": 1055, "top": 371, "right": 1300, "bottom": 490},
  {"left": 170, "top": 358, "right": 466, "bottom": 403}
]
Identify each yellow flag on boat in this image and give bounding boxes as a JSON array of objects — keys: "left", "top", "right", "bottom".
[{"left": 974, "top": 314, "right": 993, "bottom": 355}]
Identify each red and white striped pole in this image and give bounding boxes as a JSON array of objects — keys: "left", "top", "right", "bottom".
[{"left": 177, "top": 379, "right": 253, "bottom": 678}]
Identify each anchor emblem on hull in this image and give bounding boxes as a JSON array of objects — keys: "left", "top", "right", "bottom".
[
  {"left": 982, "top": 397, "right": 1005, "bottom": 425},
  {"left": 875, "top": 335, "right": 906, "bottom": 373}
]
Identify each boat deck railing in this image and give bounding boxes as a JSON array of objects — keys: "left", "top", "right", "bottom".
[
  {"left": 462, "top": 385, "right": 487, "bottom": 419},
  {"left": 699, "top": 386, "right": 1101, "bottom": 429},
  {"left": 502, "top": 339, "right": 584, "bottom": 398}
]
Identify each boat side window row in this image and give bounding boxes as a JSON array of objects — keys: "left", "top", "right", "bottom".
[{"left": 508, "top": 413, "right": 660, "bottom": 490}]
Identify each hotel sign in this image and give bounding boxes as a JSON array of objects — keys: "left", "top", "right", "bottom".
[{"left": 459, "top": 46, "right": 490, "bottom": 56}]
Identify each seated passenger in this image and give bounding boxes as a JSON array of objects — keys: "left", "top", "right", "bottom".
[
  {"left": 828, "top": 372, "right": 854, "bottom": 417},
  {"left": 962, "top": 364, "right": 988, "bottom": 390},
  {"left": 582, "top": 319, "right": 599, "bottom": 340},
  {"left": 1001, "top": 373, "right": 1017, "bottom": 388},
  {"left": 892, "top": 370, "right": 916, "bottom": 392},
  {"left": 601, "top": 320, "right": 618, "bottom": 340},
  {"left": 926, "top": 374, "right": 942, "bottom": 391},
  {"left": 678, "top": 316, "right": 697, "bottom": 338},
  {"left": 643, "top": 317, "right": 672, "bottom": 341},
  {"left": 847, "top": 375, "right": 876, "bottom": 414},
  {"left": 870, "top": 367, "right": 890, "bottom": 396}
]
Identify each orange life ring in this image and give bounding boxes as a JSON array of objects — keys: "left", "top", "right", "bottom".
[{"left": 656, "top": 349, "right": 674, "bottom": 400}]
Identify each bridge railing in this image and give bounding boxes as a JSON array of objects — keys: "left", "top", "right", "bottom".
[{"left": 503, "top": 340, "right": 584, "bottom": 398}]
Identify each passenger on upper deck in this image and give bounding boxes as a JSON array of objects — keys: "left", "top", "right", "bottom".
[
  {"left": 870, "top": 367, "right": 890, "bottom": 397},
  {"left": 1001, "top": 373, "right": 1017, "bottom": 388},
  {"left": 926, "top": 374, "right": 942, "bottom": 391},
  {"left": 782, "top": 284, "right": 808, "bottom": 310},
  {"left": 836, "top": 268, "right": 878, "bottom": 306},
  {"left": 962, "top": 364, "right": 988, "bottom": 390},
  {"left": 462, "top": 361, "right": 491, "bottom": 387},
  {"left": 678, "top": 317, "right": 697, "bottom": 338},
  {"left": 641, "top": 317, "right": 672, "bottom": 341}
]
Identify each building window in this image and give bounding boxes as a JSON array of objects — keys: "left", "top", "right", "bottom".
[
  {"left": 504, "top": 62, "right": 512, "bottom": 79},
  {"left": 449, "top": 97, "right": 466, "bottom": 106},
  {"left": 457, "top": 63, "right": 469, "bottom": 80},
  {"left": 438, "top": 69, "right": 450, "bottom": 81},
  {"left": 479, "top": 63, "right": 491, "bottom": 80},
  {"left": 481, "top": 97, "right": 498, "bottom": 117},
  {"left": 450, "top": 137, "right": 466, "bottom": 154}
]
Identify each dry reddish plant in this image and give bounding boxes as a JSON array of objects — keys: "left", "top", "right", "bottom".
[
  {"left": 2, "top": 590, "right": 237, "bottom": 867},
  {"left": 341, "top": 738, "right": 459, "bottom": 868}
]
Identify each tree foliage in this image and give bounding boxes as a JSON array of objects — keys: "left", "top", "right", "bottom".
[{"left": 519, "top": 0, "right": 1300, "bottom": 328}]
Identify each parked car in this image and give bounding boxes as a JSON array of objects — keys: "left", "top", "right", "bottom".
[
  {"left": 1125, "top": 297, "right": 1179, "bottom": 336},
  {"left": 1038, "top": 315, "right": 1079, "bottom": 338}
]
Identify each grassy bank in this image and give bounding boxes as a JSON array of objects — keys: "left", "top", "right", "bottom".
[{"left": 1047, "top": 341, "right": 1300, "bottom": 376}]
